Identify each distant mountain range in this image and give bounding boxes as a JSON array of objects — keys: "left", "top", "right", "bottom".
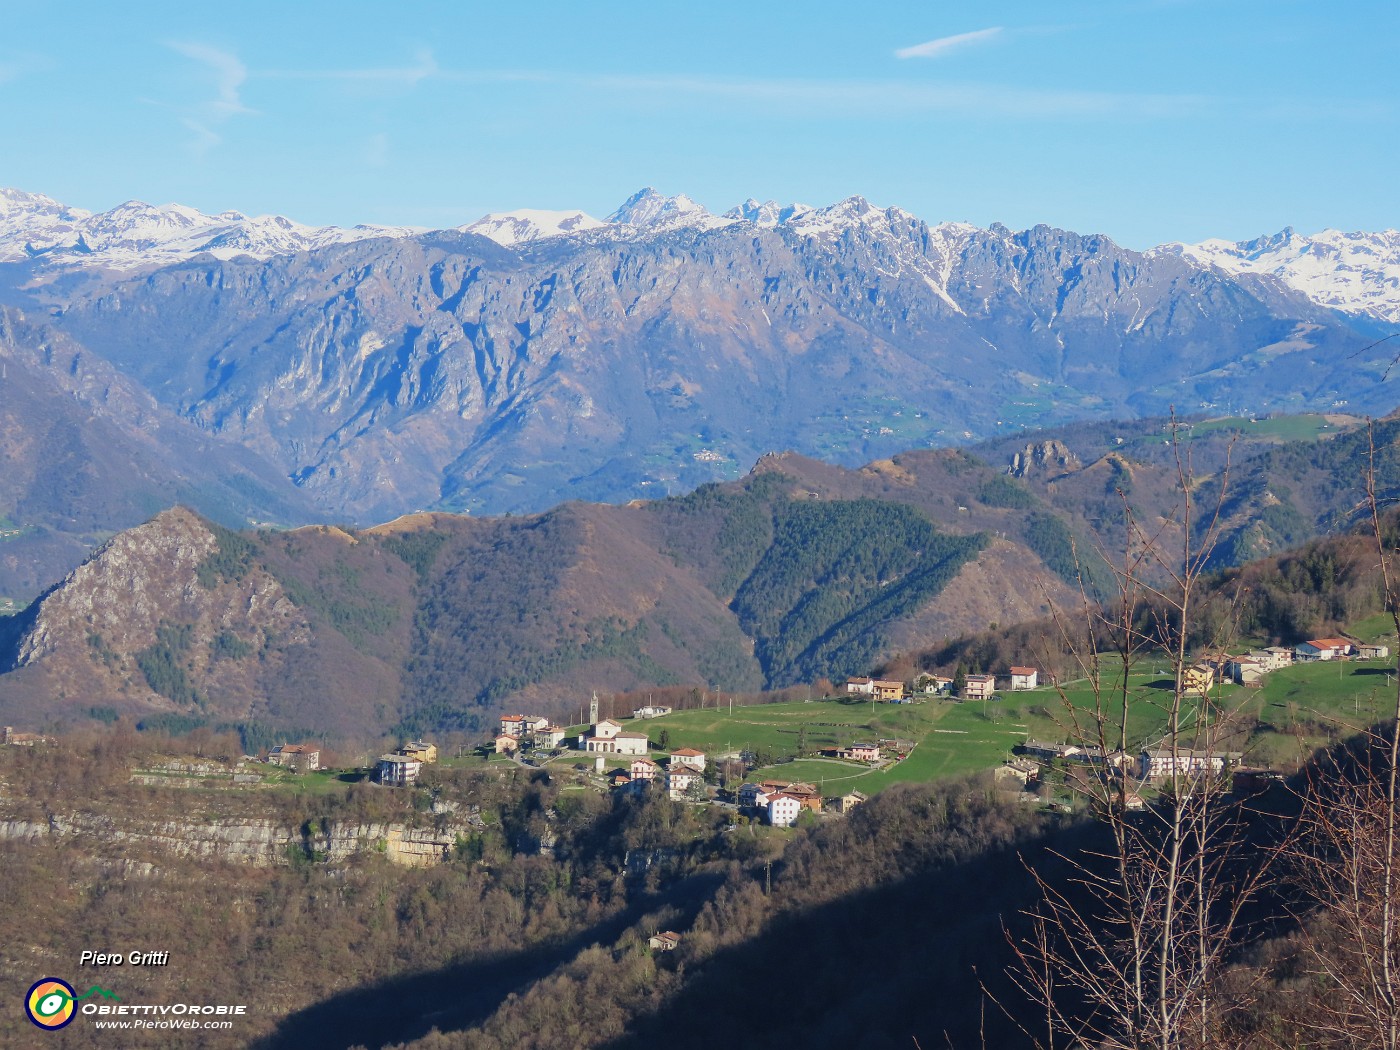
[
  {"left": 1, "top": 185, "right": 1398, "bottom": 604},
  {"left": 7, "top": 185, "right": 1399, "bottom": 322}
]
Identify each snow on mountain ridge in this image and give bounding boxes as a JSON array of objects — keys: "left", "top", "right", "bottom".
[
  {"left": 606, "top": 187, "right": 734, "bottom": 232},
  {"left": 724, "top": 198, "right": 815, "bottom": 227},
  {"left": 460, "top": 209, "right": 606, "bottom": 246},
  {"left": 0, "top": 189, "right": 419, "bottom": 268},
  {"left": 3, "top": 186, "right": 1396, "bottom": 324},
  {"left": 1151, "top": 228, "right": 1400, "bottom": 323}
]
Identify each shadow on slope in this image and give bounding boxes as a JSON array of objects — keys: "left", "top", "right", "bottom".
[{"left": 253, "top": 873, "right": 726, "bottom": 1050}]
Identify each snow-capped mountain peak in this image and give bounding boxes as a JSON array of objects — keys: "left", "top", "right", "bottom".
[
  {"left": 607, "top": 187, "right": 733, "bottom": 232},
  {"left": 0, "top": 187, "right": 91, "bottom": 224},
  {"left": 460, "top": 209, "right": 606, "bottom": 246},
  {"left": 3, "top": 185, "right": 1398, "bottom": 326},
  {"left": 1152, "top": 227, "right": 1400, "bottom": 324},
  {"left": 724, "top": 198, "right": 814, "bottom": 228},
  {"left": 0, "top": 188, "right": 420, "bottom": 269}
]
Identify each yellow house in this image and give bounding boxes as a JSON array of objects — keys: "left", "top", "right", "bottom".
[
  {"left": 399, "top": 741, "right": 438, "bottom": 764},
  {"left": 1179, "top": 663, "right": 1215, "bottom": 694}
]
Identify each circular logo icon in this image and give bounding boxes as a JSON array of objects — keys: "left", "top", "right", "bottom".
[{"left": 26, "top": 978, "right": 77, "bottom": 1030}]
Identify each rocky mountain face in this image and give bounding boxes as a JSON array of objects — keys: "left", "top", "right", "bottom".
[
  {"left": 0, "top": 456, "right": 1083, "bottom": 739},
  {"left": 0, "top": 507, "right": 411, "bottom": 738},
  {"left": 0, "top": 310, "right": 316, "bottom": 603},
  {"left": 0, "top": 808, "right": 464, "bottom": 867},
  {"left": 0, "top": 185, "right": 1397, "bottom": 607},
  {"left": 1, "top": 188, "right": 1390, "bottom": 529}
]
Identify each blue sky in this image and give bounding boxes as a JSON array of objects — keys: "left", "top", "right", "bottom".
[{"left": 2, "top": 0, "right": 1396, "bottom": 248}]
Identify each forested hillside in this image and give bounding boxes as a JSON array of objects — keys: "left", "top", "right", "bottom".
[
  {"left": 0, "top": 475, "right": 995, "bottom": 743},
  {"left": 5, "top": 408, "right": 1397, "bottom": 745}
]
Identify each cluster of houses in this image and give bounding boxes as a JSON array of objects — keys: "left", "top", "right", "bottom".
[
  {"left": 736, "top": 779, "right": 868, "bottom": 826},
  {"left": 491, "top": 708, "right": 876, "bottom": 825},
  {"left": 494, "top": 714, "right": 569, "bottom": 754},
  {"left": 263, "top": 738, "right": 441, "bottom": 786},
  {"left": 495, "top": 710, "right": 714, "bottom": 802},
  {"left": 1, "top": 725, "right": 52, "bottom": 747},
  {"left": 1181, "top": 637, "right": 1389, "bottom": 693},
  {"left": 998, "top": 637, "right": 1390, "bottom": 802},
  {"left": 376, "top": 740, "right": 439, "bottom": 786},
  {"left": 846, "top": 665, "right": 1041, "bottom": 703},
  {"left": 1012, "top": 738, "right": 1245, "bottom": 787},
  {"left": 607, "top": 746, "right": 708, "bottom": 800}
]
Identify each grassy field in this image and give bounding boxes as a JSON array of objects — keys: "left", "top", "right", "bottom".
[
  {"left": 1189, "top": 414, "right": 1349, "bottom": 443},
  {"left": 652, "top": 697, "right": 932, "bottom": 758},
  {"left": 743, "top": 759, "right": 872, "bottom": 789},
  {"left": 617, "top": 679, "right": 1196, "bottom": 797},
  {"left": 1346, "top": 614, "right": 1396, "bottom": 644},
  {"left": 603, "top": 654, "right": 1398, "bottom": 797}
]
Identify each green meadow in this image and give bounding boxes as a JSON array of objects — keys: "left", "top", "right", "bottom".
[{"left": 578, "top": 650, "right": 1397, "bottom": 796}]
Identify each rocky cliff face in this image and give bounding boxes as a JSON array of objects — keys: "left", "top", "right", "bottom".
[
  {"left": 0, "top": 310, "right": 315, "bottom": 602},
  {"left": 1009, "top": 440, "right": 1082, "bottom": 478},
  {"left": 8, "top": 508, "right": 312, "bottom": 717},
  {"left": 13, "top": 203, "right": 1387, "bottom": 526},
  {"left": 0, "top": 811, "right": 463, "bottom": 867}
]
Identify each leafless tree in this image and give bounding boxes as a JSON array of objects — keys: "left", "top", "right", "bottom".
[
  {"left": 1271, "top": 421, "right": 1400, "bottom": 1049},
  {"left": 1005, "top": 417, "right": 1280, "bottom": 1050}
]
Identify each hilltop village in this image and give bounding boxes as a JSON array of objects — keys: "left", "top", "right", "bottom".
[
  {"left": 296, "top": 632, "right": 1395, "bottom": 829},
  {"left": 2, "top": 631, "right": 1390, "bottom": 858}
]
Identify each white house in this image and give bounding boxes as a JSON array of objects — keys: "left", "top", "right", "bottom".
[
  {"left": 669, "top": 747, "right": 706, "bottom": 771},
  {"left": 1358, "top": 643, "right": 1391, "bottom": 660},
  {"left": 665, "top": 765, "right": 702, "bottom": 800},
  {"left": 613, "top": 732, "right": 650, "bottom": 756},
  {"left": 767, "top": 793, "right": 803, "bottom": 827},
  {"left": 268, "top": 743, "right": 320, "bottom": 772},
  {"left": 1296, "top": 638, "right": 1351, "bottom": 662},
  {"left": 377, "top": 753, "right": 422, "bottom": 786},
  {"left": 499, "top": 714, "right": 526, "bottom": 737},
  {"left": 845, "top": 676, "right": 875, "bottom": 695},
  {"left": 630, "top": 757, "right": 661, "bottom": 781},
  {"left": 633, "top": 704, "right": 673, "bottom": 719},
  {"left": 915, "top": 673, "right": 953, "bottom": 695},
  {"left": 585, "top": 730, "right": 650, "bottom": 757},
  {"left": 1007, "top": 666, "right": 1039, "bottom": 690},
  {"left": 1225, "top": 656, "right": 1267, "bottom": 685},
  {"left": 1138, "top": 747, "right": 1241, "bottom": 783}
]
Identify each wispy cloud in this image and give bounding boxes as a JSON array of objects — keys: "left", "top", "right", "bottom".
[
  {"left": 895, "top": 28, "right": 1003, "bottom": 60},
  {"left": 261, "top": 49, "right": 439, "bottom": 88},
  {"left": 180, "top": 117, "right": 222, "bottom": 153},
  {"left": 164, "top": 41, "right": 254, "bottom": 155},
  {"left": 166, "top": 41, "right": 252, "bottom": 116},
  {"left": 573, "top": 71, "right": 1206, "bottom": 120}
]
